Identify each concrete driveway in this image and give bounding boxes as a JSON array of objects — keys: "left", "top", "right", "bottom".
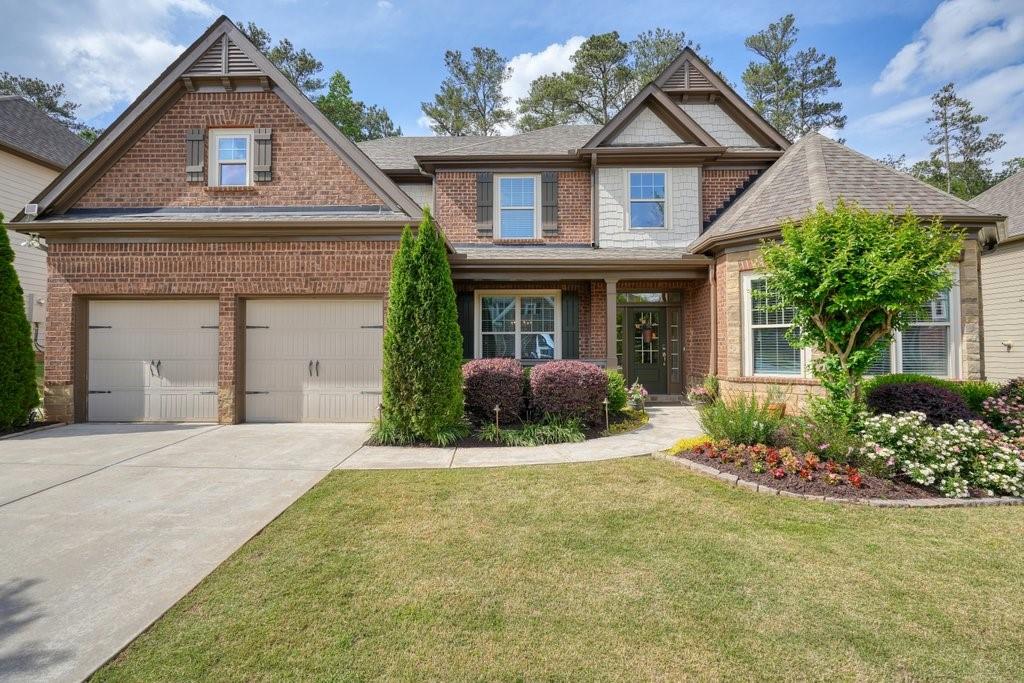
[{"left": 0, "top": 422, "right": 367, "bottom": 683}]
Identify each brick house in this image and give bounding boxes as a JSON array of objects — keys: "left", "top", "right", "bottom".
[{"left": 15, "top": 16, "right": 1002, "bottom": 424}]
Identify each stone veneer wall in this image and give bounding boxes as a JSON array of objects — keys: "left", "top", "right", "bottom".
[
  {"left": 44, "top": 240, "right": 395, "bottom": 424},
  {"left": 713, "top": 242, "right": 984, "bottom": 412}
]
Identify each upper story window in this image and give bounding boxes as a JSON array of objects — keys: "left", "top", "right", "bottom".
[
  {"left": 496, "top": 175, "right": 539, "bottom": 239},
  {"left": 628, "top": 171, "right": 667, "bottom": 229},
  {"left": 866, "top": 287, "right": 959, "bottom": 378},
  {"left": 209, "top": 129, "right": 253, "bottom": 187},
  {"left": 742, "top": 274, "right": 809, "bottom": 377}
]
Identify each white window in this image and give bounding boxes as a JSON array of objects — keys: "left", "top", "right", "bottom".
[
  {"left": 742, "top": 274, "right": 809, "bottom": 377},
  {"left": 627, "top": 170, "right": 667, "bottom": 229},
  {"left": 495, "top": 175, "right": 540, "bottom": 239},
  {"left": 208, "top": 129, "right": 253, "bottom": 187},
  {"left": 866, "top": 285, "right": 960, "bottom": 378},
  {"left": 476, "top": 291, "right": 561, "bottom": 360}
]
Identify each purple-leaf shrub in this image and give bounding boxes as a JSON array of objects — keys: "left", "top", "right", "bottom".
[
  {"left": 865, "top": 381, "right": 975, "bottom": 426},
  {"left": 529, "top": 360, "right": 609, "bottom": 425},
  {"left": 462, "top": 358, "right": 526, "bottom": 424}
]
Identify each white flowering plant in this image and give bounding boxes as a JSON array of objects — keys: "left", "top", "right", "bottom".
[{"left": 859, "top": 412, "right": 1024, "bottom": 498}]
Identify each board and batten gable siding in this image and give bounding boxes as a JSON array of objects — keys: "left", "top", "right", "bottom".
[
  {"left": 678, "top": 103, "right": 761, "bottom": 148},
  {"left": 0, "top": 147, "right": 59, "bottom": 344},
  {"left": 607, "top": 107, "right": 683, "bottom": 146},
  {"left": 981, "top": 240, "right": 1024, "bottom": 381},
  {"left": 597, "top": 166, "right": 699, "bottom": 247}
]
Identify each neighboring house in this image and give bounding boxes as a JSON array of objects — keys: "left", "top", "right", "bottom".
[
  {"left": 970, "top": 171, "right": 1024, "bottom": 381},
  {"left": 17, "top": 16, "right": 1001, "bottom": 424},
  {"left": 0, "top": 95, "right": 88, "bottom": 348}
]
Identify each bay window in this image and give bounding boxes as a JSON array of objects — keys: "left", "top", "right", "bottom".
[
  {"left": 742, "top": 274, "right": 808, "bottom": 377},
  {"left": 477, "top": 292, "right": 560, "bottom": 360},
  {"left": 866, "top": 287, "right": 959, "bottom": 377}
]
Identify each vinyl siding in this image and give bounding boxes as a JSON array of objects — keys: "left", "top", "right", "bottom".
[
  {"left": 608, "top": 107, "right": 683, "bottom": 146},
  {"left": 0, "top": 148, "right": 58, "bottom": 344},
  {"left": 981, "top": 240, "right": 1024, "bottom": 381},
  {"left": 678, "top": 102, "right": 761, "bottom": 148},
  {"left": 398, "top": 182, "right": 433, "bottom": 212},
  {"left": 597, "top": 166, "right": 699, "bottom": 247}
]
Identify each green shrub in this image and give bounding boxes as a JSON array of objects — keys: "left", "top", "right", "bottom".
[
  {"left": 862, "top": 373, "right": 998, "bottom": 413},
  {"left": 478, "top": 416, "right": 585, "bottom": 447},
  {"left": 0, "top": 219, "right": 39, "bottom": 430},
  {"left": 697, "top": 393, "right": 786, "bottom": 445},
  {"left": 605, "top": 369, "right": 627, "bottom": 413},
  {"left": 784, "top": 396, "right": 865, "bottom": 463},
  {"left": 374, "top": 209, "right": 466, "bottom": 445}
]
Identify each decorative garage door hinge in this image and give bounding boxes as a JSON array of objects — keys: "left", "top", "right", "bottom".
[
  {"left": 245, "top": 325, "right": 270, "bottom": 329},
  {"left": 360, "top": 325, "right": 384, "bottom": 329},
  {"left": 88, "top": 325, "right": 112, "bottom": 329},
  {"left": 199, "top": 391, "right": 217, "bottom": 395},
  {"left": 200, "top": 325, "right": 218, "bottom": 329},
  {"left": 88, "top": 390, "right": 112, "bottom": 394},
  {"left": 360, "top": 390, "right": 382, "bottom": 395},
  {"left": 245, "top": 391, "right": 270, "bottom": 395}
]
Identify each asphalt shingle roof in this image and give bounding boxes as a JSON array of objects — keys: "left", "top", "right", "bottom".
[
  {"left": 693, "top": 132, "right": 995, "bottom": 250},
  {"left": 357, "top": 135, "right": 487, "bottom": 170},
  {"left": 0, "top": 96, "right": 88, "bottom": 168},
  {"left": 969, "top": 170, "right": 1023, "bottom": 237},
  {"left": 453, "top": 245, "right": 696, "bottom": 261}
]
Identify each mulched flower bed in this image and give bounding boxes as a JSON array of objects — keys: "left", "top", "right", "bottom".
[{"left": 681, "top": 444, "right": 937, "bottom": 500}]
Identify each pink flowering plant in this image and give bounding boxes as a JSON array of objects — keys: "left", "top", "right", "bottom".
[
  {"left": 627, "top": 380, "right": 649, "bottom": 410},
  {"left": 983, "top": 378, "right": 1024, "bottom": 438},
  {"left": 859, "top": 412, "right": 1024, "bottom": 498}
]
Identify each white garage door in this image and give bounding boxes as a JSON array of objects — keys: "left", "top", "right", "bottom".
[
  {"left": 88, "top": 300, "right": 219, "bottom": 422},
  {"left": 245, "top": 299, "right": 383, "bottom": 422}
]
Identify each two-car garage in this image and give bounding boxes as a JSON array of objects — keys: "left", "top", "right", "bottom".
[{"left": 86, "top": 299, "right": 383, "bottom": 423}]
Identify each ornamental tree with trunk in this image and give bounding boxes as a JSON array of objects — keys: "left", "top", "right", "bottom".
[
  {"left": 759, "top": 201, "right": 963, "bottom": 407},
  {"left": 0, "top": 216, "right": 40, "bottom": 429},
  {"left": 375, "top": 209, "right": 465, "bottom": 445}
]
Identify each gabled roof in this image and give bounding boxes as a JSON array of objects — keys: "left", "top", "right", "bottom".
[
  {"left": 419, "top": 124, "right": 602, "bottom": 159},
  {"left": 0, "top": 96, "right": 88, "bottom": 170},
  {"left": 654, "top": 48, "right": 790, "bottom": 150},
  {"left": 970, "top": 170, "right": 1023, "bottom": 238},
  {"left": 690, "top": 132, "right": 998, "bottom": 253},
  {"left": 358, "top": 135, "right": 487, "bottom": 171},
  {"left": 581, "top": 85, "right": 718, "bottom": 149},
  {"left": 20, "top": 15, "right": 420, "bottom": 223}
]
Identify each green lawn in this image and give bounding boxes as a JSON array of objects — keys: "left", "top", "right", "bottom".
[{"left": 94, "top": 458, "right": 1024, "bottom": 682}]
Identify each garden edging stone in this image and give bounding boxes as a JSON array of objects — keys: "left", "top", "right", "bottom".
[{"left": 655, "top": 452, "right": 1024, "bottom": 508}]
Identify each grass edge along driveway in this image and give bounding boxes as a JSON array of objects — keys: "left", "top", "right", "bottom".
[{"left": 94, "top": 457, "right": 1024, "bottom": 681}]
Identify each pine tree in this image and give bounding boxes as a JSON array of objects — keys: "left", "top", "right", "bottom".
[
  {"left": 0, "top": 217, "right": 40, "bottom": 429},
  {"left": 923, "top": 83, "right": 1005, "bottom": 198}
]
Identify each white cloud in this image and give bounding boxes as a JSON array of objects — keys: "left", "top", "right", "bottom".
[
  {"left": 872, "top": 0, "right": 1024, "bottom": 95},
  {"left": 3, "top": 0, "right": 219, "bottom": 120},
  {"left": 503, "top": 36, "right": 585, "bottom": 104},
  {"left": 377, "top": 0, "right": 393, "bottom": 9},
  {"left": 416, "top": 114, "right": 436, "bottom": 135}
]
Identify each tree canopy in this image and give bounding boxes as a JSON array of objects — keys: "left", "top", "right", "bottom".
[
  {"left": 421, "top": 47, "right": 513, "bottom": 136},
  {"left": 759, "top": 201, "right": 963, "bottom": 404},
  {"left": 741, "top": 14, "right": 845, "bottom": 141}
]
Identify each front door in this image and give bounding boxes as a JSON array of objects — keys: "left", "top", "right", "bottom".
[{"left": 627, "top": 308, "right": 667, "bottom": 394}]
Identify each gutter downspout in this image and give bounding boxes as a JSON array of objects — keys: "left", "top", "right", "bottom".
[
  {"left": 591, "top": 152, "right": 599, "bottom": 247},
  {"left": 708, "top": 260, "right": 718, "bottom": 377}
]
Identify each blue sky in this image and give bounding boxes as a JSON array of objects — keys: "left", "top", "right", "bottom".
[{"left": 3, "top": 0, "right": 1022, "bottom": 166}]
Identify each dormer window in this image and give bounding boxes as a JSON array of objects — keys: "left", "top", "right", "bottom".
[{"left": 209, "top": 129, "right": 253, "bottom": 186}]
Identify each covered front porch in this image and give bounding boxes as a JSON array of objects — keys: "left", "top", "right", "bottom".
[{"left": 448, "top": 246, "right": 713, "bottom": 397}]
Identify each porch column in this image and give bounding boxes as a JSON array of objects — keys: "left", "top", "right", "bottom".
[{"left": 605, "top": 278, "right": 618, "bottom": 370}]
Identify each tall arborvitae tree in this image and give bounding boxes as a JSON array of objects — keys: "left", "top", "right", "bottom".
[
  {"left": 742, "top": 14, "right": 845, "bottom": 140},
  {"left": 408, "top": 211, "right": 464, "bottom": 441},
  {"left": 421, "top": 47, "right": 513, "bottom": 136},
  {"left": 375, "top": 210, "right": 465, "bottom": 445},
  {"left": 0, "top": 216, "right": 40, "bottom": 429},
  {"left": 920, "top": 82, "right": 1005, "bottom": 198}
]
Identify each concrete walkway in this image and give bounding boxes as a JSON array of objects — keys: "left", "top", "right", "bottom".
[{"left": 337, "top": 405, "right": 701, "bottom": 469}]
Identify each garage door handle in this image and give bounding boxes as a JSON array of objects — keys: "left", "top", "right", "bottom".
[
  {"left": 315, "top": 360, "right": 320, "bottom": 377},
  {"left": 308, "top": 360, "right": 313, "bottom": 377}
]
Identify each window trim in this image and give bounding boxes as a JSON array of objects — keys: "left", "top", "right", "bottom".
[
  {"left": 208, "top": 128, "right": 254, "bottom": 187},
  {"left": 474, "top": 290, "right": 562, "bottom": 360},
  {"left": 494, "top": 174, "right": 541, "bottom": 240},
  {"left": 741, "top": 272, "right": 810, "bottom": 378},
  {"left": 625, "top": 169, "right": 670, "bottom": 230},
  {"left": 867, "top": 274, "right": 962, "bottom": 379}
]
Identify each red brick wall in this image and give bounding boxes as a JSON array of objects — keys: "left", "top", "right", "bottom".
[
  {"left": 74, "top": 91, "right": 385, "bottom": 208},
  {"left": 44, "top": 240, "right": 395, "bottom": 424},
  {"left": 683, "top": 278, "right": 712, "bottom": 387},
  {"left": 702, "top": 169, "right": 760, "bottom": 224},
  {"left": 435, "top": 170, "right": 592, "bottom": 244}
]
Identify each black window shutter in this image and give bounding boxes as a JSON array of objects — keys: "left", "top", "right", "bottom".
[
  {"left": 541, "top": 171, "right": 558, "bottom": 236},
  {"left": 253, "top": 128, "right": 272, "bottom": 182},
  {"left": 476, "top": 172, "right": 493, "bottom": 237},
  {"left": 561, "top": 290, "right": 579, "bottom": 359},
  {"left": 185, "top": 128, "right": 204, "bottom": 182},
  {"left": 456, "top": 291, "right": 475, "bottom": 359}
]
